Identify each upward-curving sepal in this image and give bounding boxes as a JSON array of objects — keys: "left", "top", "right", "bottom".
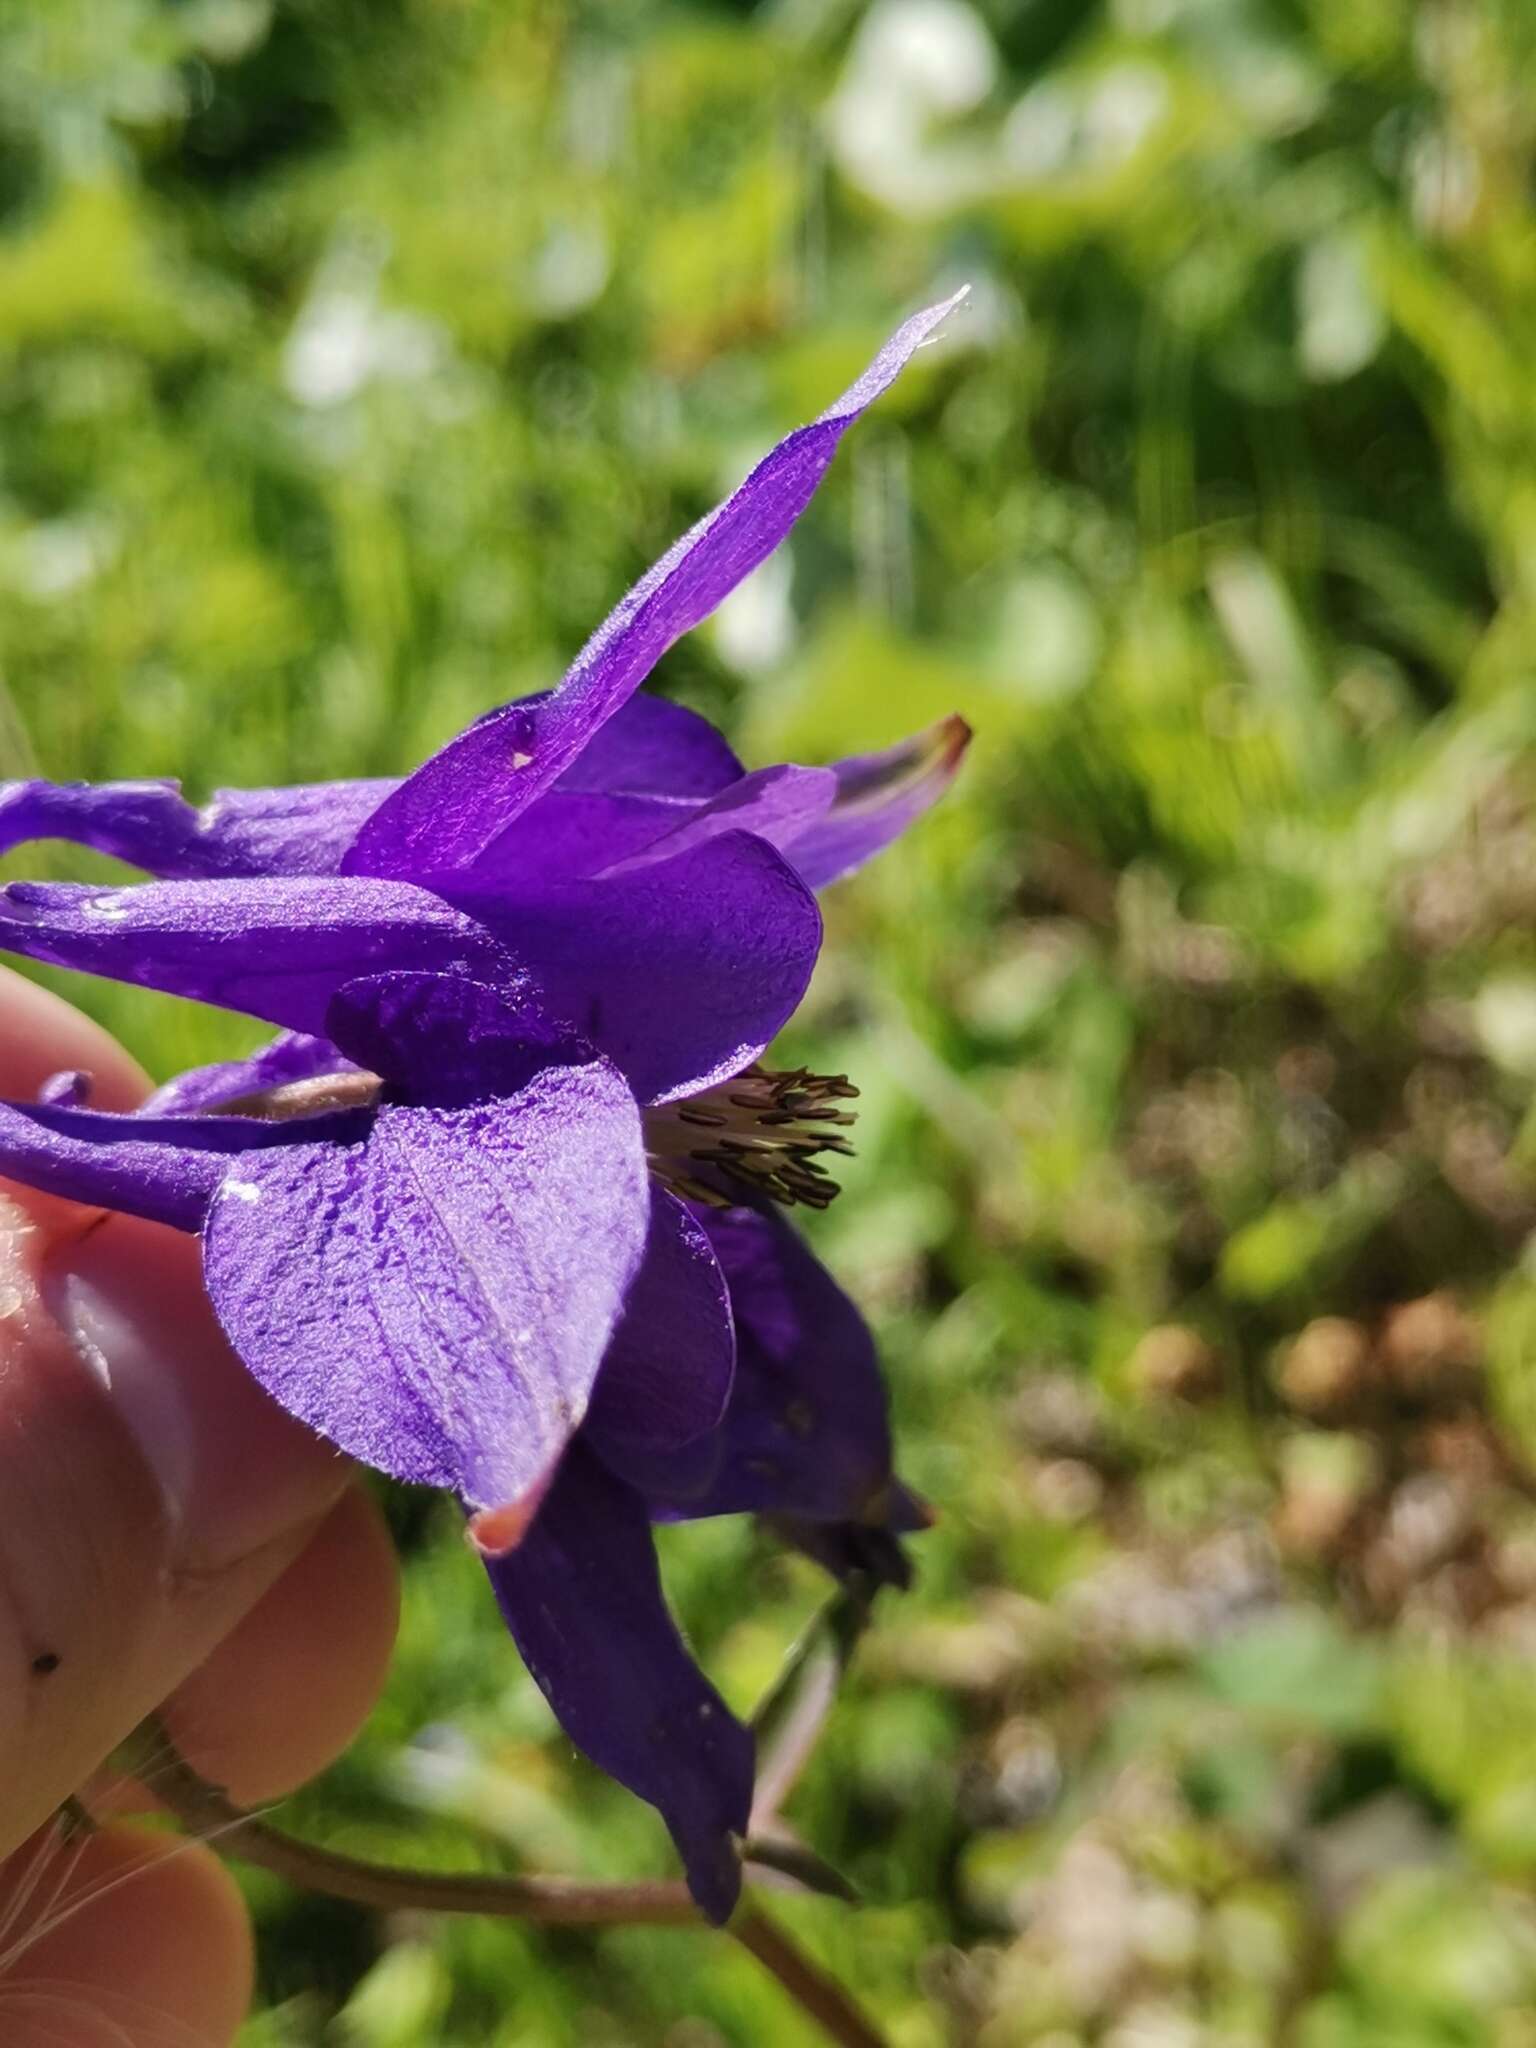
[
  {"left": 783, "top": 715, "right": 972, "bottom": 888},
  {"left": 343, "top": 292, "right": 969, "bottom": 879}
]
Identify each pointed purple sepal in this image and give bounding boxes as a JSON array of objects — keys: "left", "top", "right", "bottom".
[
  {"left": 0, "top": 876, "right": 519, "bottom": 1037},
  {"left": 784, "top": 715, "right": 971, "bottom": 888},
  {"left": 0, "top": 777, "right": 392, "bottom": 879},
  {"left": 0, "top": 1096, "right": 356, "bottom": 1233},
  {"left": 483, "top": 1444, "right": 754, "bottom": 1923},
  {"left": 344, "top": 293, "right": 968, "bottom": 878}
]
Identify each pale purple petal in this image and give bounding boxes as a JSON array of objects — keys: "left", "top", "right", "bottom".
[
  {"left": 464, "top": 766, "right": 834, "bottom": 889},
  {"left": 0, "top": 877, "right": 518, "bottom": 1037},
  {"left": 0, "top": 777, "right": 391, "bottom": 879},
  {"left": 483, "top": 1444, "right": 753, "bottom": 1923},
  {"left": 646, "top": 1207, "right": 896, "bottom": 1523},
  {"left": 143, "top": 1032, "right": 357, "bottom": 1116},
  {"left": 596, "top": 765, "right": 835, "bottom": 877},
  {"left": 193, "top": 781, "right": 395, "bottom": 875},
  {"left": 0, "top": 1097, "right": 335, "bottom": 1232},
  {"left": 441, "top": 832, "right": 821, "bottom": 1103},
  {"left": 344, "top": 292, "right": 968, "bottom": 878},
  {"left": 584, "top": 1189, "right": 735, "bottom": 1469},
  {"left": 459, "top": 792, "right": 694, "bottom": 888},
  {"left": 202, "top": 1032, "right": 648, "bottom": 1507},
  {"left": 781, "top": 716, "right": 971, "bottom": 889}
]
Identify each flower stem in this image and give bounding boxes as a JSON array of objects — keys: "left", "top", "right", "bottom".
[
  {"left": 150, "top": 1744, "right": 695, "bottom": 1925},
  {"left": 732, "top": 1906, "right": 889, "bottom": 2048},
  {"left": 144, "top": 1730, "right": 890, "bottom": 2047}
]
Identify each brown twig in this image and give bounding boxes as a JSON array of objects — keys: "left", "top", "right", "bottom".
[
  {"left": 732, "top": 1906, "right": 888, "bottom": 2048},
  {"left": 145, "top": 1731, "right": 890, "bottom": 2046}
]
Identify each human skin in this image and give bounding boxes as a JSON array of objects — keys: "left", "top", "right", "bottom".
[{"left": 0, "top": 967, "right": 401, "bottom": 2045}]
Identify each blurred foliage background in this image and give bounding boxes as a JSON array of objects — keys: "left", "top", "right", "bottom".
[{"left": 5, "top": 0, "right": 1536, "bottom": 2040}]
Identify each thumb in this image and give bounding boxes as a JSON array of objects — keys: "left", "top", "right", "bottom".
[{"left": 0, "top": 973, "right": 351, "bottom": 1855}]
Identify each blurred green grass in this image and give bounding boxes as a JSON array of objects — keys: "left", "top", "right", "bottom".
[{"left": 8, "top": 1, "right": 1536, "bottom": 2041}]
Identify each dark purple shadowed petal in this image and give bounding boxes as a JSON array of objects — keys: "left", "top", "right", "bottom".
[
  {"left": 441, "top": 832, "right": 822, "bottom": 1104},
  {"left": 771, "top": 1516, "right": 915, "bottom": 1592},
  {"left": 645, "top": 1206, "right": 896, "bottom": 1523},
  {"left": 483, "top": 1443, "right": 754, "bottom": 1923},
  {"left": 0, "top": 876, "right": 518, "bottom": 1038},
  {"left": 0, "top": 1097, "right": 347, "bottom": 1233},
  {"left": 142, "top": 1031, "right": 358, "bottom": 1116},
  {"left": 583, "top": 1188, "right": 735, "bottom": 1473},
  {"left": 203, "top": 998, "right": 648, "bottom": 1506},
  {"left": 555, "top": 693, "right": 744, "bottom": 799},
  {"left": 324, "top": 969, "right": 587, "bottom": 1103},
  {"left": 344, "top": 292, "right": 968, "bottom": 878},
  {"left": 0, "top": 778, "right": 392, "bottom": 879},
  {"left": 782, "top": 715, "right": 972, "bottom": 889}
]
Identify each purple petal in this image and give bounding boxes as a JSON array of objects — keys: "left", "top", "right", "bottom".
[
  {"left": 0, "top": 876, "right": 518, "bottom": 1038},
  {"left": 556, "top": 694, "right": 743, "bottom": 799},
  {"left": 462, "top": 766, "right": 834, "bottom": 889},
  {"left": 344, "top": 292, "right": 968, "bottom": 878},
  {"left": 324, "top": 969, "right": 586, "bottom": 1103},
  {"left": 202, "top": 1016, "right": 648, "bottom": 1508},
  {"left": 596, "top": 765, "right": 836, "bottom": 877},
  {"left": 191, "top": 781, "right": 395, "bottom": 875},
  {"left": 771, "top": 1513, "right": 922, "bottom": 1593},
  {"left": 0, "top": 777, "right": 391, "bottom": 879},
  {"left": 782, "top": 715, "right": 972, "bottom": 889},
  {"left": 645, "top": 1207, "right": 896, "bottom": 1524},
  {"left": 0, "top": 1097, "right": 333, "bottom": 1232},
  {"left": 584, "top": 1189, "right": 735, "bottom": 1471},
  {"left": 442, "top": 832, "right": 821, "bottom": 1104},
  {"left": 459, "top": 792, "right": 696, "bottom": 889},
  {"left": 143, "top": 1031, "right": 358, "bottom": 1116},
  {"left": 483, "top": 1444, "right": 753, "bottom": 1923}
]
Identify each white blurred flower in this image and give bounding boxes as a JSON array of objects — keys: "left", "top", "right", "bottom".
[
  {"left": 283, "top": 241, "right": 445, "bottom": 409},
  {"left": 828, "top": 0, "right": 998, "bottom": 213}
]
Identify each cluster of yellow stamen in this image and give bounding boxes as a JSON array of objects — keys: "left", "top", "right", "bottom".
[{"left": 645, "top": 1065, "right": 858, "bottom": 1210}]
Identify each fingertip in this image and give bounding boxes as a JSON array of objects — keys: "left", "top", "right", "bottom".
[
  {"left": 0, "top": 1822, "right": 252, "bottom": 2047},
  {"left": 163, "top": 1485, "right": 401, "bottom": 1806},
  {"left": 0, "top": 967, "right": 150, "bottom": 1111}
]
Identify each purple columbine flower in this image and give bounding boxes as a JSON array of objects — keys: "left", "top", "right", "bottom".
[{"left": 0, "top": 297, "right": 966, "bottom": 1921}]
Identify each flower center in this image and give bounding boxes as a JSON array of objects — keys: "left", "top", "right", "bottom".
[
  {"left": 213, "top": 1061, "right": 859, "bottom": 1210},
  {"left": 644, "top": 1065, "right": 858, "bottom": 1211}
]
